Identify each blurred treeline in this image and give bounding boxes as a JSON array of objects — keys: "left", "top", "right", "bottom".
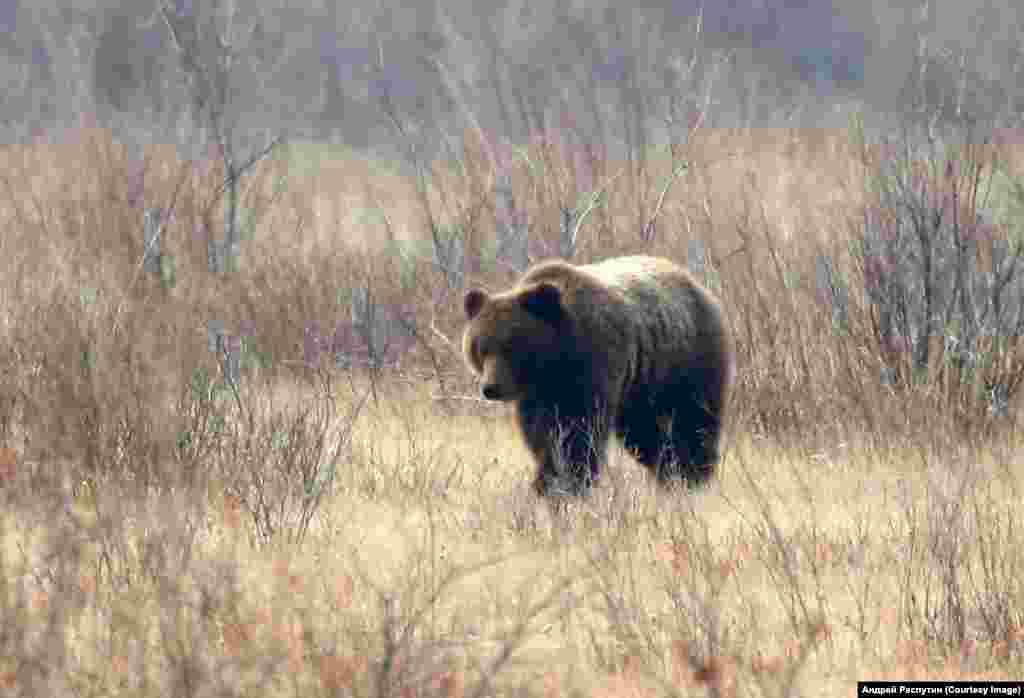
[{"left": 4, "top": 0, "right": 1023, "bottom": 154}]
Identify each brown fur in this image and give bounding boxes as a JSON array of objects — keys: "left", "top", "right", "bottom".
[{"left": 463, "top": 255, "right": 733, "bottom": 497}]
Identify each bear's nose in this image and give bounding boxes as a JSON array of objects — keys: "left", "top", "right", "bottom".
[{"left": 482, "top": 384, "right": 502, "bottom": 400}]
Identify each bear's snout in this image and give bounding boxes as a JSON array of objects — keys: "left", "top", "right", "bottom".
[{"left": 481, "top": 384, "right": 505, "bottom": 400}]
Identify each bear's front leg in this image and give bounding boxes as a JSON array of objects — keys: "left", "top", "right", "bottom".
[{"left": 518, "top": 400, "right": 609, "bottom": 497}]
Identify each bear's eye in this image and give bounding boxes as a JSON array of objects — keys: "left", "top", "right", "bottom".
[{"left": 479, "top": 339, "right": 506, "bottom": 357}]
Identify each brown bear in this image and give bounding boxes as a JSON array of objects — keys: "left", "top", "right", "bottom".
[{"left": 462, "top": 255, "right": 733, "bottom": 497}]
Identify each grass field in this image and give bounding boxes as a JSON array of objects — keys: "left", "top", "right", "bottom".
[{"left": 1, "top": 124, "right": 1022, "bottom": 695}]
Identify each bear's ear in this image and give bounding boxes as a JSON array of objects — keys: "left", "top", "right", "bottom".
[
  {"left": 521, "top": 282, "right": 563, "bottom": 325},
  {"left": 464, "top": 289, "right": 488, "bottom": 320}
]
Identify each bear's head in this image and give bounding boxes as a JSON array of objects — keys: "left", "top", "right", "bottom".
[{"left": 462, "top": 282, "right": 566, "bottom": 401}]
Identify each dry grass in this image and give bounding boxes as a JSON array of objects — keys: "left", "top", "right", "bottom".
[{"left": 0, "top": 124, "right": 1022, "bottom": 696}]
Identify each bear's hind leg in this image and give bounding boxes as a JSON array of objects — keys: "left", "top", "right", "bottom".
[
  {"left": 662, "top": 404, "right": 720, "bottom": 487},
  {"left": 619, "top": 409, "right": 676, "bottom": 480},
  {"left": 621, "top": 404, "right": 719, "bottom": 488}
]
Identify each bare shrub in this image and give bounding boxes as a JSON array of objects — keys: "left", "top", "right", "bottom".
[
  {"left": 852, "top": 121, "right": 1024, "bottom": 431},
  {"left": 894, "top": 451, "right": 1024, "bottom": 660},
  {"left": 218, "top": 369, "right": 370, "bottom": 547}
]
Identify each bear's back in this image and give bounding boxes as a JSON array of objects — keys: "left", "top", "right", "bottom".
[
  {"left": 521, "top": 255, "right": 693, "bottom": 303},
  {"left": 519, "top": 255, "right": 722, "bottom": 361}
]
